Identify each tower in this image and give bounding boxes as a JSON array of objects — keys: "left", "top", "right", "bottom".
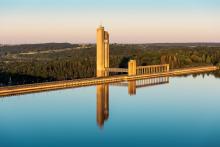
[
  {"left": 128, "top": 60, "right": 137, "bottom": 76},
  {"left": 96, "top": 26, "right": 109, "bottom": 77}
]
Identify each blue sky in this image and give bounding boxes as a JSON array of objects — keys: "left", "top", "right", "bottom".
[
  {"left": 0, "top": 0, "right": 220, "bottom": 44},
  {"left": 1, "top": 0, "right": 219, "bottom": 9}
]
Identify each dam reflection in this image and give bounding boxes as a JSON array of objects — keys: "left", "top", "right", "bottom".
[{"left": 96, "top": 77, "right": 169, "bottom": 128}]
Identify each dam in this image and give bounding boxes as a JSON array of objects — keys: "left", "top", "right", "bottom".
[
  {"left": 0, "top": 26, "right": 218, "bottom": 97},
  {"left": 0, "top": 65, "right": 217, "bottom": 97}
]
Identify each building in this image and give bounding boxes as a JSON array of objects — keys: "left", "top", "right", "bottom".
[{"left": 96, "top": 26, "right": 109, "bottom": 77}]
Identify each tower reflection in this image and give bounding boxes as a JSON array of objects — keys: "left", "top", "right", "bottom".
[
  {"left": 96, "top": 77, "right": 169, "bottom": 128},
  {"left": 96, "top": 84, "right": 109, "bottom": 128},
  {"left": 128, "top": 81, "right": 136, "bottom": 95}
]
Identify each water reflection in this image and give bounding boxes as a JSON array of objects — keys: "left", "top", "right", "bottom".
[
  {"left": 96, "top": 77, "right": 169, "bottom": 128},
  {"left": 96, "top": 84, "right": 109, "bottom": 128}
]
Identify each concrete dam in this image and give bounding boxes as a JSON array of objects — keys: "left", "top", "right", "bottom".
[{"left": 0, "top": 26, "right": 218, "bottom": 97}]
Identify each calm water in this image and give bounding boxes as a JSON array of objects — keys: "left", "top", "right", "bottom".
[{"left": 0, "top": 74, "right": 220, "bottom": 147}]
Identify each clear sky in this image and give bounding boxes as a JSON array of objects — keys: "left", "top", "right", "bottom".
[{"left": 0, "top": 0, "right": 220, "bottom": 44}]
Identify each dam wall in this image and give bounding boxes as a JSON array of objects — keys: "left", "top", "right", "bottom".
[{"left": 0, "top": 66, "right": 218, "bottom": 97}]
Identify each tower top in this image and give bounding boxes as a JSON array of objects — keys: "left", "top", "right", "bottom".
[
  {"left": 98, "top": 24, "right": 104, "bottom": 29},
  {"left": 97, "top": 25, "right": 104, "bottom": 31}
]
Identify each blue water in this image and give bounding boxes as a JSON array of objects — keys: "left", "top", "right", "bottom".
[{"left": 0, "top": 74, "right": 220, "bottom": 147}]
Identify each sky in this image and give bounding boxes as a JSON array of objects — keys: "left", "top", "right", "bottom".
[{"left": 0, "top": 0, "right": 220, "bottom": 44}]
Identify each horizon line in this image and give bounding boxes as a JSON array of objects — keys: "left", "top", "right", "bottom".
[{"left": 1, "top": 41, "right": 220, "bottom": 46}]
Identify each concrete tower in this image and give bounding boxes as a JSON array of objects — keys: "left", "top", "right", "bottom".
[
  {"left": 96, "top": 26, "right": 109, "bottom": 77},
  {"left": 104, "top": 31, "right": 109, "bottom": 69}
]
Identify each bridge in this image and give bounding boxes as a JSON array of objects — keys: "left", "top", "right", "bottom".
[{"left": 105, "top": 64, "right": 169, "bottom": 75}]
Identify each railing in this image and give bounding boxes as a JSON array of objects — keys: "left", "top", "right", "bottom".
[
  {"left": 111, "top": 77, "right": 169, "bottom": 96},
  {"left": 106, "top": 64, "right": 169, "bottom": 75},
  {"left": 106, "top": 68, "right": 128, "bottom": 73},
  {"left": 136, "top": 64, "right": 169, "bottom": 75},
  {"left": 111, "top": 77, "right": 169, "bottom": 88}
]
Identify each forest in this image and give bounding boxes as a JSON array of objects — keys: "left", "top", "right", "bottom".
[{"left": 0, "top": 43, "right": 220, "bottom": 86}]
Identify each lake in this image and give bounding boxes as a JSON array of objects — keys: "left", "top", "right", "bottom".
[{"left": 0, "top": 74, "right": 220, "bottom": 147}]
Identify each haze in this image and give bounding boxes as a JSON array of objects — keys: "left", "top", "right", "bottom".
[{"left": 0, "top": 0, "right": 220, "bottom": 44}]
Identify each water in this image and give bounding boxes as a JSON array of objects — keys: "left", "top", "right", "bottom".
[{"left": 0, "top": 74, "right": 220, "bottom": 147}]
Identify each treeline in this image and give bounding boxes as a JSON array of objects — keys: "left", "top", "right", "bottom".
[
  {"left": 0, "top": 56, "right": 124, "bottom": 86},
  {"left": 0, "top": 44, "right": 220, "bottom": 86}
]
